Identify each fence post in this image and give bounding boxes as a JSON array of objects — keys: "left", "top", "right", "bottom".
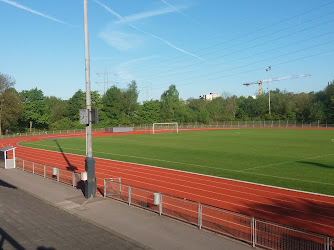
[
  {"left": 23, "top": 160, "right": 25, "bottom": 171},
  {"left": 32, "top": 162, "right": 35, "bottom": 175},
  {"left": 128, "top": 186, "right": 131, "bottom": 205},
  {"left": 57, "top": 169, "right": 59, "bottom": 182},
  {"left": 198, "top": 203, "right": 202, "bottom": 229},
  {"left": 104, "top": 179, "right": 106, "bottom": 198},
  {"left": 44, "top": 165, "right": 46, "bottom": 178},
  {"left": 72, "top": 172, "right": 75, "bottom": 187},
  {"left": 251, "top": 217, "right": 256, "bottom": 247}
]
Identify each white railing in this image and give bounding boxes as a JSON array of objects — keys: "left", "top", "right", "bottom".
[{"left": 104, "top": 178, "right": 333, "bottom": 250}]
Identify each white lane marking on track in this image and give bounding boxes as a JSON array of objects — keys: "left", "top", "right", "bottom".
[
  {"left": 19, "top": 141, "right": 334, "bottom": 186},
  {"left": 15, "top": 142, "right": 334, "bottom": 228},
  {"left": 17, "top": 145, "right": 334, "bottom": 209},
  {"left": 17, "top": 148, "right": 334, "bottom": 224}
]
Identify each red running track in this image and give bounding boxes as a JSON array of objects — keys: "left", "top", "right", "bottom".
[{"left": 1, "top": 129, "right": 334, "bottom": 237}]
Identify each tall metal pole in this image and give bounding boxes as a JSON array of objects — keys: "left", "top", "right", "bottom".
[
  {"left": 268, "top": 82, "right": 271, "bottom": 115},
  {"left": 83, "top": 0, "right": 95, "bottom": 198},
  {"left": 266, "top": 66, "right": 271, "bottom": 115}
]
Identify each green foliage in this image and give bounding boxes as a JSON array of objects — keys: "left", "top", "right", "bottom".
[
  {"left": 160, "top": 85, "right": 180, "bottom": 121},
  {"left": 137, "top": 100, "right": 161, "bottom": 124},
  {"left": 198, "top": 108, "right": 210, "bottom": 123},
  {"left": 123, "top": 81, "right": 139, "bottom": 121},
  {"left": 1, "top": 88, "right": 24, "bottom": 133},
  {"left": 4, "top": 76, "right": 334, "bottom": 132},
  {"left": 21, "top": 88, "right": 50, "bottom": 129},
  {"left": 49, "top": 117, "right": 72, "bottom": 130},
  {"left": 66, "top": 90, "right": 85, "bottom": 121},
  {"left": 45, "top": 96, "right": 67, "bottom": 124},
  {"left": 102, "top": 86, "right": 122, "bottom": 124}
]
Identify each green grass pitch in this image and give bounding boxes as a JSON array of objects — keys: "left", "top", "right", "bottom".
[{"left": 20, "top": 129, "right": 334, "bottom": 195}]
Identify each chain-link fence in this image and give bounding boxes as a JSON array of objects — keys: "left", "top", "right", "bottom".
[
  {"left": 104, "top": 178, "right": 334, "bottom": 250},
  {"left": 1, "top": 120, "right": 333, "bottom": 139}
]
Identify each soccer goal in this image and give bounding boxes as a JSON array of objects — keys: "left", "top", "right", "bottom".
[{"left": 152, "top": 122, "right": 178, "bottom": 134}]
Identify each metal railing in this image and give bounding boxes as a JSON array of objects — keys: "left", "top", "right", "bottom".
[
  {"left": 12, "top": 158, "right": 334, "bottom": 249},
  {"left": 104, "top": 178, "right": 334, "bottom": 250},
  {"left": 15, "top": 158, "right": 81, "bottom": 188},
  {"left": 0, "top": 128, "right": 106, "bottom": 139}
]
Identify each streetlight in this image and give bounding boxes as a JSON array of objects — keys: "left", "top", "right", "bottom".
[
  {"left": 266, "top": 66, "right": 271, "bottom": 115},
  {"left": 83, "top": 0, "right": 96, "bottom": 199}
]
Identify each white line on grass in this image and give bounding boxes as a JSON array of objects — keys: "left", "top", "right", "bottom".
[{"left": 20, "top": 141, "right": 334, "bottom": 186}]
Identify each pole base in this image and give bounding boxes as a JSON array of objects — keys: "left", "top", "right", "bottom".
[{"left": 84, "top": 157, "right": 96, "bottom": 199}]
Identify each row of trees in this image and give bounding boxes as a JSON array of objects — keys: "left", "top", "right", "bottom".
[{"left": 0, "top": 72, "right": 333, "bottom": 134}]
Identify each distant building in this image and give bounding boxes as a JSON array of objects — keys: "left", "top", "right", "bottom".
[{"left": 199, "top": 92, "right": 220, "bottom": 101}]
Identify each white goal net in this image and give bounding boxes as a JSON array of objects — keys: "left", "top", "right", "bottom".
[{"left": 152, "top": 122, "right": 178, "bottom": 134}]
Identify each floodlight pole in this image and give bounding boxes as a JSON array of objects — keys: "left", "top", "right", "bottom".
[
  {"left": 266, "top": 66, "right": 271, "bottom": 115},
  {"left": 83, "top": 0, "right": 96, "bottom": 199}
]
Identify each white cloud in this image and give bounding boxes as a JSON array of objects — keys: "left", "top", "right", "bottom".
[
  {"left": 115, "top": 7, "right": 181, "bottom": 24},
  {"left": 99, "top": 29, "right": 142, "bottom": 51},
  {"left": 119, "top": 55, "right": 158, "bottom": 67},
  {"left": 95, "top": 0, "right": 205, "bottom": 61},
  {"left": 160, "top": 0, "right": 187, "bottom": 17},
  {"left": 0, "top": 0, "right": 66, "bottom": 24}
]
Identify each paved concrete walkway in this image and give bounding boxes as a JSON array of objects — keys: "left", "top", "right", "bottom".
[{"left": 0, "top": 168, "right": 252, "bottom": 250}]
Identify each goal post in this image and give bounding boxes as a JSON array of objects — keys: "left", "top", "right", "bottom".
[{"left": 152, "top": 122, "right": 178, "bottom": 134}]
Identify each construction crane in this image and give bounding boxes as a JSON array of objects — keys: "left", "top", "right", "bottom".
[{"left": 243, "top": 73, "right": 312, "bottom": 96}]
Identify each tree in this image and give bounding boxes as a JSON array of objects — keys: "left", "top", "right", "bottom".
[
  {"left": 45, "top": 96, "right": 67, "bottom": 124},
  {"left": 292, "top": 93, "right": 313, "bottom": 121},
  {"left": 21, "top": 88, "right": 50, "bottom": 131},
  {"left": 206, "top": 97, "right": 224, "bottom": 121},
  {"left": 310, "top": 101, "right": 326, "bottom": 122},
  {"left": 318, "top": 83, "right": 334, "bottom": 122},
  {"left": 0, "top": 73, "right": 15, "bottom": 93},
  {"left": 1, "top": 88, "right": 24, "bottom": 134},
  {"left": 137, "top": 100, "right": 161, "bottom": 124},
  {"left": 66, "top": 90, "right": 85, "bottom": 121},
  {"left": 102, "top": 86, "right": 122, "bottom": 124},
  {"left": 223, "top": 95, "right": 238, "bottom": 120},
  {"left": 175, "top": 101, "right": 196, "bottom": 123},
  {"left": 160, "top": 85, "right": 180, "bottom": 121},
  {"left": 120, "top": 81, "right": 139, "bottom": 124},
  {"left": 198, "top": 107, "right": 210, "bottom": 123},
  {"left": 0, "top": 73, "right": 16, "bottom": 135}
]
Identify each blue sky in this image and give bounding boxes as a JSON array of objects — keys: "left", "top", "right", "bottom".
[{"left": 0, "top": 0, "right": 333, "bottom": 102}]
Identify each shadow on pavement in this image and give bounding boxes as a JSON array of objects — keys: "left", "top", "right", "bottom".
[
  {"left": 54, "top": 140, "right": 78, "bottom": 172},
  {"left": 0, "top": 179, "right": 17, "bottom": 189},
  {"left": 0, "top": 228, "right": 25, "bottom": 250}
]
